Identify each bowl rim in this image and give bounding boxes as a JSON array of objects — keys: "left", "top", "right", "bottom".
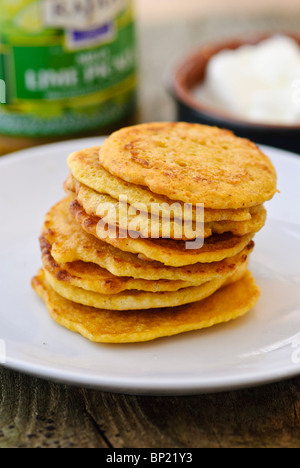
[{"left": 171, "top": 31, "right": 300, "bottom": 131}]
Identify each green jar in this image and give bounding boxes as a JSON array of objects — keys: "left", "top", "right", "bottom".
[{"left": 0, "top": 0, "right": 137, "bottom": 154}]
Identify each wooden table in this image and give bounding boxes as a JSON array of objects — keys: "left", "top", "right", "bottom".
[{"left": 1, "top": 12, "right": 300, "bottom": 449}]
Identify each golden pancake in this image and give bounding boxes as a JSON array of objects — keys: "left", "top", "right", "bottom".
[
  {"left": 43, "top": 259, "right": 249, "bottom": 311},
  {"left": 32, "top": 120, "right": 275, "bottom": 347},
  {"left": 64, "top": 173, "right": 203, "bottom": 240},
  {"left": 67, "top": 146, "right": 260, "bottom": 223},
  {"left": 70, "top": 199, "right": 255, "bottom": 267},
  {"left": 206, "top": 206, "right": 266, "bottom": 237},
  {"left": 40, "top": 237, "right": 197, "bottom": 294},
  {"left": 65, "top": 174, "right": 267, "bottom": 239},
  {"left": 43, "top": 197, "right": 254, "bottom": 282},
  {"left": 32, "top": 269, "right": 260, "bottom": 343},
  {"left": 43, "top": 267, "right": 232, "bottom": 310},
  {"left": 99, "top": 122, "right": 277, "bottom": 209}
]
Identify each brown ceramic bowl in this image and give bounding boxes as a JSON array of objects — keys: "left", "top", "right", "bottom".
[{"left": 168, "top": 33, "right": 300, "bottom": 154}]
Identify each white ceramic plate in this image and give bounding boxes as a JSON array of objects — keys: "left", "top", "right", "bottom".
[{"left": 0, "top": 137, "right": 300, "bottom": 395}]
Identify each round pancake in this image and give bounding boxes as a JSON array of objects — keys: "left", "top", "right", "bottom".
[
  {"left": 64, "top": 173, "right": 203, "bottom": 240},
  {"left": 32, "top": 269, "right": 260, "bottom": 343},
  {"left": 99, "top": 122, "right": 277, "bottom": 209},
  {"left": 43, "top": 197, "right": 254, "bottom": 282},
  {"left": 67, "top": 146, "right": 260, "bottom": 223},
  {"left": 65, "top": 174, "right": 267, "bottom": 239},
  {"left": 41, "top": 232, "right": 248, "bottom": 302},
  {"left": 43, "top": 267, "right": 231, "bottom": 310},
  {"left": 40, "top": 237, "right": 197, "bottom": 294},
  {"left": 70, "top": 199, "right": 255, "bottom": 267},
  {"left": 206, "top": 206, "right": 266, "bottom": 237}
]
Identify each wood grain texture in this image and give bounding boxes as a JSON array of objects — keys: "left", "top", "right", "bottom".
[
  {"left": 0, "top": 368, "right": 300, "bottom": 448},
  {"left": 1, "top": 13, "right": 300, "bottom": 448}
]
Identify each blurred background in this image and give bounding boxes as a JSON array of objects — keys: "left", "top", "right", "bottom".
[
  {"left": 135, "top": 0, "right": 300, "bottom": 122},
  {"left": 136, "top": 0, "right": 299, "bottom": 22},
  {"left": 1, "top": 0, "right": 300, "bottom": 154}
]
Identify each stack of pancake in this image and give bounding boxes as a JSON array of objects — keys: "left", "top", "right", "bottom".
[{"left": 32, "top": 122, "right": 277, "bottom": 343}]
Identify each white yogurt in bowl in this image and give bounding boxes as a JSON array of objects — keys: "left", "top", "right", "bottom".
[{"left": 194, "top": 36, "right": 300, "bottom": 125}]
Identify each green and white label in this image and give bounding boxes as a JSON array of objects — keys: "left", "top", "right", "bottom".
[
  {"left": 0, "top": 0, "right": 137, "bottom": 137},
  {"left": 43, "top": 0, "right": 127, "bottom": 30},
  {"left": 0, "top": 80, "right": 5, "bottom": 104}
]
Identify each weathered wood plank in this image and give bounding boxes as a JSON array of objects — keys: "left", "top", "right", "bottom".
[
  {"left": 82, "top": 379, "right": 300, "bottom": 448},
  {"left": 0, "top": 369, "right": 109, "bottom": 448},
  {"left": 1, "top": 367, "right": 299, "bottom": 448}
]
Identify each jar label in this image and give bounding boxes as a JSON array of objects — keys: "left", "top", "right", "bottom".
[
  {"left": 0, "top": 0, "right": 137, "bottom": 137},
  {"left": 43, "top": 0, "right": 127, "bottom": 30},
  {"left": 0, "top": 80, "right": 5, "bottom": 104}
]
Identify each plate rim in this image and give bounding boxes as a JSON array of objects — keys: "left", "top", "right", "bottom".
[{"left": 3, "top": 352, "right": 300, "bottom": 395}]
